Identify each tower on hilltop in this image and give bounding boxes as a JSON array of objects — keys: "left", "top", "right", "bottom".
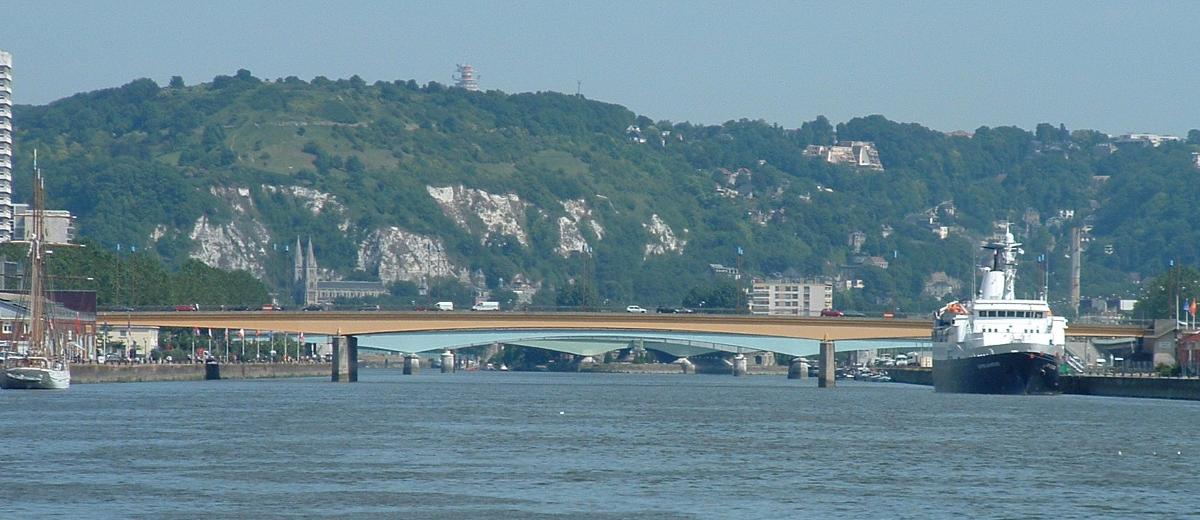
[
  {"left": 453, "top": 64, "right": 479, "bottom": 91},
  {"left": 0, "top": 50, "right": 14, "bottom": 242}
]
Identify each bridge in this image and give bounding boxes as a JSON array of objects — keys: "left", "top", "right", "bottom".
[{"left": 99, "top": 311, "right": 1148, "bottom": 381}]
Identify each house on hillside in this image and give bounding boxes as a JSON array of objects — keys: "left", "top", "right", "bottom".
[{"left": 803, "top": 141, "right": 884, "bottom": 170}]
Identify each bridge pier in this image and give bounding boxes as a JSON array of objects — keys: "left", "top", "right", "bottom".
[
  {"left": 403, "top": 354, "right": 421, "bottom": 375},
  {"left": 818, "top": 340, "right": 835, "bottom": 388},
  {"left": 440, "top": 350, "right": 455, "bottom": 374},
  {"left": 732, "top": 353, "right": 748, "bottom": 377},
  {"left": 331, "top": 335, "right": 358, "bottom": 382},
  {"left": 788, "top": 357, "right": 808, "bottom": 380}
]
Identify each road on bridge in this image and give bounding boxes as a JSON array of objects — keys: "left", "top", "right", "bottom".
[{"left": 97, "top": 311, "right": 1146, "bottom": 341}]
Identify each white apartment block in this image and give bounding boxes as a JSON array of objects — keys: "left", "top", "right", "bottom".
[
  {"left": 749, "top": 279, "right": 833, "bottom": 317},
  {"left": 0, "top": 50, "right": 12, "bottom": 241},
  {"left": 12, "top": 204, "right": 75, "bottom": 244}
]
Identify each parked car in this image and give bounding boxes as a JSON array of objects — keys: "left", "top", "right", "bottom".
[{"left": 625, "top": 305, "right": 647, "bottom": 314}]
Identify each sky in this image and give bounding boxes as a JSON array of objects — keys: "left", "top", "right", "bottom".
[{"left": 3, "top": 1, "right": 1198, "bottom": 135}]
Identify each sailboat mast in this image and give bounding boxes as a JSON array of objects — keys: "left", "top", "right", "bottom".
[{"left": 28, "top": 155, "right": 45, "bottom": 355}]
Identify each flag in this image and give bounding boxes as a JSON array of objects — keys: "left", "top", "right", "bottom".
[
  {"left": 238, "top": 328, "right": 245, "bottom": 339},
  {"left": 736, "top": 246, "right": 743, "bottom": 256},
  {"left": 207, "top": 328, "right": 213, "bottom": 337},
  {"left": 1191, "top": 300, "right": 1197, "bottom": 317},
  {"left": 193, "top": 327, "right": 200, "bottom": 336},
  {"left": 299, "top": 332, "right": 305, "bottom": 343}
]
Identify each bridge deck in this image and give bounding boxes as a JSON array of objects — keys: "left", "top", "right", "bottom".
[{"left": 99, "top": 311, "right": 1146, "bottom": 340}]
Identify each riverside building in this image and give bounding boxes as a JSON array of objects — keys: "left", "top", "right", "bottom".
[{"left": 749, "top": 278, "right": 834, "bottom": 317}]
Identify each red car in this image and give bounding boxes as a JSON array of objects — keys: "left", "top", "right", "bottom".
[{"left": 820, "top": 308, "right": 844, "bottom": 317}]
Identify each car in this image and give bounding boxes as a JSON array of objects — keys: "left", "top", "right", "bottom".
[
  {"left": 656, "top": 307, "right": 678, "bottom": 314},
  {"left": 302, "top": 304, "right": 324, "bottom": 311},
  {"left": 820, "top": 308, "right": 844, "bottom": 317},
  {"left": 625, "top": 305, "right": 647, "bottom": 314}
]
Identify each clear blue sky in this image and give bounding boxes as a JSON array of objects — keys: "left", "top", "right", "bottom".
[{"left": 4, "top": 1, "right": 1198, "bottom": 135}]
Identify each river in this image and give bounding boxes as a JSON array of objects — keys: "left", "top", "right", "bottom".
[{"left": 1, "top": 370, "right": 1197, "bottom": 518}]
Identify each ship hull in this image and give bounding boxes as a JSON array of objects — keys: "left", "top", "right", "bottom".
[
  {"left": 933, "top": 351, "right": 1058, "bottom": 395},
  {"left": 0, "top": 367, "right": 71, "bottom": 390}
]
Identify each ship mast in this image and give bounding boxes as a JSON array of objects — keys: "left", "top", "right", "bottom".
[{"left": 27, "top": 151, "right": 46, "bottom": 356}]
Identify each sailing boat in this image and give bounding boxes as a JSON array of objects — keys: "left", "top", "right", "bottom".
[{"left": 1, "top": 153, "right": 69, "bottom": 389}]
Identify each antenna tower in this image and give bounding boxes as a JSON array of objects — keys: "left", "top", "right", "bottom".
[{"left": 453, "top": 64, "right": 479, "bottom": 91}]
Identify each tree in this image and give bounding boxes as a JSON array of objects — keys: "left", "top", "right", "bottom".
[
  {"left": 1189, "top": 129, "right": 1200, "bottom": 145},
  {"left": 682, "top": 280, "right": 740, "bottom": 311},
  {"left": 169, "top": 76, "right": 185, "bottom": 89},
  {"left": 556, "top": 281, "right": 599, "bottom": 310},
  {"left": 1134, "top": 266, "right": 1200, "bottom": 320}
]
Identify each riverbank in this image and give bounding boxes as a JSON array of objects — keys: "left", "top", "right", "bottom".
[
  {"left": 70, "top": 363, "right": 331, "bottom": 384},
  {"left": 580, "top": 362, "right": 789, "bottom": 375}
]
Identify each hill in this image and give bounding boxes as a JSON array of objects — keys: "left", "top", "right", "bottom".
[{"left": 11, "top": 70, "right": 1200, "bottom": 314}]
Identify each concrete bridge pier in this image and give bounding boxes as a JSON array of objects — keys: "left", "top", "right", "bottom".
[
  {"left": 732, "top": 353, "right": 748, "bottom": 377},
  {"left": 403, "top": 354, "right": 421, "bottom": 375},
  {"left": 331, "top": 335, "right": 358, "bottom": 382},
  {"left": 818, "top": 340, "right": 835, "bottom": 388},
  {"left": 788, "top": 357, "right": 809, "bottom": 380},
  {"left": 440, "top": 350, "right": 455, "bottom": 374}
]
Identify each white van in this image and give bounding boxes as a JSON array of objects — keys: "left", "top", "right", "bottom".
[
  {"left": 471, "top": 301, "right": 500, "bottom": 311},
  {"left": 434, "top": 301, "right": 454, "bottom": 311}
]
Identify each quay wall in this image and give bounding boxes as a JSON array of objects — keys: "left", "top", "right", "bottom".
[
  {"left": 1060, "top": 375, "right": 1200, "bottom": 401},
  {"left": 71, "top": 363, "right": 330, "bottom": 384},
  {"left": 883, "top": 366, "right": 1200, "bottom": 401},
  {"left": 886, "top": 367, "right": 933, "bottom": 386}
]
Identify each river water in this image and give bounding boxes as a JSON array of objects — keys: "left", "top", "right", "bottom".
[{"left": 1, "top": 370, "right": 1197, "bottom": 518}]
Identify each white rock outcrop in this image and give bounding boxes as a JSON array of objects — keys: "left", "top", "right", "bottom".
[
  {"left": 187, "top": 187, "right": 273, "bottom": 277},
  {"left": 262, "top": 185, "right": 344, "bottom": 215},
  {"left": 427, "top": 185, "right": 529, "bottom": 246},
  {"left": 556, "top": 199, "right": 603, "bottom": 257},
  {"left": 357, "top": 227, "right": 460, "bottom": 284},
  {"left": 643, "top": 214, "right": 686, "bottom": 257}
]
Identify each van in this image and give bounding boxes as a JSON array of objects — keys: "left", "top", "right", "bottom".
[
  {"left": 471, "top": 301, "right": 500, "bottom": 311},
  {"left": 434, "top": 301, "right": 454, "bottom": 311}
]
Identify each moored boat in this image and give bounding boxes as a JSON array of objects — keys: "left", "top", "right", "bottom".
[
  {"left": 931, "top": 224, "right": 1066, "bottom": 395},
  {"left": 0, "top": 154, "right": 70, "bottom": 390}
]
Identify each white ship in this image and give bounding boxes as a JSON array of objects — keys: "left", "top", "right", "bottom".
[{"left": 931, "top": 225, "right": 1067, "bottom": 394}]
